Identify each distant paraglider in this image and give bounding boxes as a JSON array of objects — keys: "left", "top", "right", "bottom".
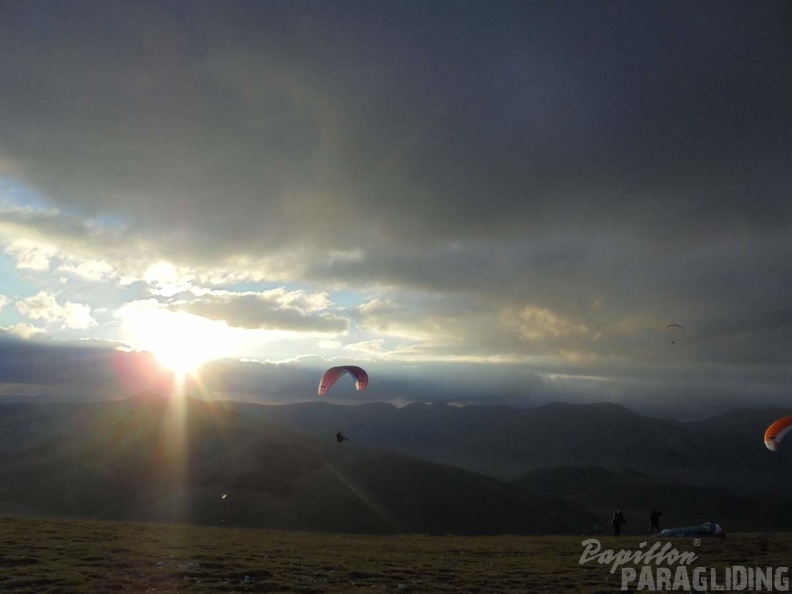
[
  {"left": 318, "top": 365, "right": 369, "bottom": 396},
  {"left": 764, "top": 416, "right": 792, "bottom": 451},
  {"left": 666, "top": 324, "right": 685, "bottom": 344}
]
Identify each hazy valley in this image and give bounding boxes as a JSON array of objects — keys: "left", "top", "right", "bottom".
[{"left": 0, "top": 394, "right": 790, "bottom": 536}]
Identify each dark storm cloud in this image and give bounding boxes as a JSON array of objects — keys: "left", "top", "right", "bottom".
[{"left": 2, "top": 1, "right": 789, "bottom": 258}]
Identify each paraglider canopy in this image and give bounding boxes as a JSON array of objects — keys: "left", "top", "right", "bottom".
[
  {"left": 764, "top": 415, "right": 792, "bottom": 451},
  {"left": 656, "top": 521, "right": 725, "bottom": 538},
  {"left": 318, "top": 365, "right": 368, "bottom": 396},
  {"left": 666, "top": 324, "right": 685, "bottom": 344}
]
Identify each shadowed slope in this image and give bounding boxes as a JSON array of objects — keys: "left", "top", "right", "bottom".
[
  {"left": 513, "top": 465, "right": 792, "bottom": 533},
  {"left": 233, "top": 400, "right": 792, "bottom": 493},
  {"left": 0, "top": 395, "right": 597, "bottom": 535}
]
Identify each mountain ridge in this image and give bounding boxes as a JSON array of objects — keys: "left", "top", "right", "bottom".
[
  {"left": 0, "top": 395, "right": 597, "bottom": 535},
  {"left": 225, "top": 398, "right": 792, "bottom": 493}
]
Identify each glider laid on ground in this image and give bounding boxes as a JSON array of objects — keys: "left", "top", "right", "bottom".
[
  {"left": 317, "top": 365, "right": 369, "bottom": 396},
  {"left": 656, "top": 522, "right": 725, "bottom": 538},
  {"left": 764, "top": 415, "right": 792, "bottom": 451}
]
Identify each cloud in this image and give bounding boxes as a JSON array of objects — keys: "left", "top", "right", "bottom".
[
  {"left": 0, "top": 206, "right": 152, "bottom": 283},
  {"left": 4, "top": 239, "right": 56, "bottom": 271},
  {"left": 0, "top": 2, "right": 790, "bottom": 416},
  {"left": 15, "top": 291, "right": 96, "bottom": 330},
  {"left": 0, "top": 331, "right": 168, "bottom": 399},
  {"left": 2, "top": 2, "right": 787, "bottom": 269},
  {"left": 509, "top": 305, "right": 591, "bottom": 341},
  {"left": 172, "top": 288, "right": 348, "bottom": 333},
  {"left": 0, "top": 328, "right": 785, "bottom": 420},
  {"left": 2, "top": 323, "right": 48, "bottom": 340}
]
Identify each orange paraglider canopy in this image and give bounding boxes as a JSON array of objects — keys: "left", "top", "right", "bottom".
[{"left": 764, "top": 416, "right": 792, "bottom": 451}]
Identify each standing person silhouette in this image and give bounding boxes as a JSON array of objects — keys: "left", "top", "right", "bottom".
[
  {"left": 612, "top": 510, "right": 626, "bottom": 536},
  {"left": 647, "top": 508, "right": 662, "bottom": 535}
]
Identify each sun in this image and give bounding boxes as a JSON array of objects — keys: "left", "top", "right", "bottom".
[
  {"left": 150, "top": 334, "right": 212, "bottom": 375},
  {"left": 121, "top": 306, "right": 233, "bottom": 376}
]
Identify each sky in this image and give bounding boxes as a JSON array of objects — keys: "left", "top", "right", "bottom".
[{"left": 0, "top": 0, "right": 790, "bottom": 419}]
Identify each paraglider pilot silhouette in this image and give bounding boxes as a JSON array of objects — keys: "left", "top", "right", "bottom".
[
  {"left": 647, "top": 508, "right": 662, "bottom": 535},
  {"left": 318, "top": 366, "right": 368, "bottom": 444},
  {"left": 612, "top": 510, "right": 626, "bottom": 536}
]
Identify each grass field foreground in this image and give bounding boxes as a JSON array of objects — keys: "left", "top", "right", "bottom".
[{"left": 0, "top": 516, "right": 790, "bottom": 593}]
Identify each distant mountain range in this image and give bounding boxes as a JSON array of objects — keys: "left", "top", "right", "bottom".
[
  {"left": 227, "top": 400, "right": 792, "bottom": 494},
  {"left": 0, "top": 395, "right": 789, "bottom": 534},
  {"left": 0, "top": 394, "right": 595, "bottom": 535}
]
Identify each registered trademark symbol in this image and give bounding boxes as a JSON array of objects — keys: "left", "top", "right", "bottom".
[{"left": 693, "top": 539, "right": 701, "bottom": 546}]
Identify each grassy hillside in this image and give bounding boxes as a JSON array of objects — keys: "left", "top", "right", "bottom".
[
  {"left": 232, "top": 400, "right": 792, "bottom": 493},
  {"left": 5, "top": 397, "right": 791, "bottom": 495},
  {"left": 0, "top": 515, "right": 790, "bottom": 593},
  {"left": 513, "top": 466, "right": 792, "bottom": 533},
  {"left": 0, "top": 394, "right": 596, "bottom": 535},
  {"left": 4, "top": 395, "right": 791, "bottom": 536}
]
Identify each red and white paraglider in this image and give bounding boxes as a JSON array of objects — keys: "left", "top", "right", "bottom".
[
  {"left": 764, "top": 416, "right": 792, "bottom": 451},
  {"left": 317, "top": 365, "right": 368, "bottom": 396}
]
